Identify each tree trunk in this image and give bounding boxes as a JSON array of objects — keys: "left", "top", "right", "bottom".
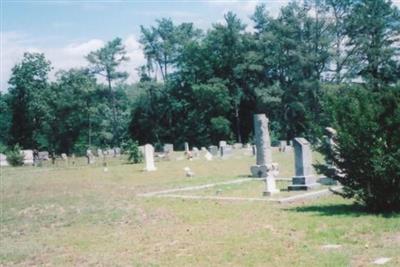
[
  {"left": 107, "top": 74, "right": 118, "bottom": 147},
  {"left": 235, "top": 103, "right": 242, "bottom": 143}
]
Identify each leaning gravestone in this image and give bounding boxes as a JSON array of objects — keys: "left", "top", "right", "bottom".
[
  {"left": 288, "top": 137, "right": 319, "bottom": 190},
  {"left": 250, "top": 114, "right": 279, "bottom": 196},
  {"left": 0, "top": 153, "right": 9, "bottom": 167},
  {"left": 22, "top": 150, "right": 34, "bottom": 165},
  {"left": 144, "top": 144, "right": 156, "bottom": 171}
]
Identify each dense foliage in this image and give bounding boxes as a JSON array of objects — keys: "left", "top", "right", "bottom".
[{"left": 6, "top": 145, "right": 24, "bottom": 167}]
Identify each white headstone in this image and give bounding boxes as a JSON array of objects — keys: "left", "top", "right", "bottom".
[
  {"left": 204, "top": 151, "right": 213, "bottom": 161},
  {"left": 22, "top": 150, "right": 34, "bottom": 165},
  {"left": 144, "top": 144, "right": 156, "bottom": 171},
  {"left": 184, "top": 142, "right": 189, "bottom": 153},
  {"left": 0, "top": 153, "right": 9, "bottom": 166}
]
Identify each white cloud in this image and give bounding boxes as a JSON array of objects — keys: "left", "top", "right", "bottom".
[{"left": 1, "top": 32, "right": 145, "bottom": 92}]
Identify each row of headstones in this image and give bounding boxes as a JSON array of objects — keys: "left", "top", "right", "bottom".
[
  {"left": 250, "top": 114, "right": 327, "bottom": 195},
  {"left": 0, "top": 148, "right": 121, "bottom": 167}
]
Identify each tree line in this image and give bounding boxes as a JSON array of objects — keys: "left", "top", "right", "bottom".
[{"left": 0, "top": 0, "right": 399, "bottom": 154}]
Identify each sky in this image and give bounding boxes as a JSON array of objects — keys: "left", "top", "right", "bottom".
[
  {"left": 1, "top": 0, "right": 295, "bottom": 92},
  {"left": 2, "top": 0, "right": 399, "bottom": 92}
]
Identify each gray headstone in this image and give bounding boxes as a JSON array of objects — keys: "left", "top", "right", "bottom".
[
  {"left": 220, "top": 145, "right": 233, "bottom": 159},
  {"left": 144, "top": 144, "right": 156, "bottom": 171},
  {"left": 38, "top": 151, "right": 49, "bottom": 161},
  {"left": 288, "top": 137, "right": 318, "bottom": 190},
  {"left": 163, "top": 143, "right": 174, "bottom": 153},
  {"left": 208, "top": 145, "right": 219, "bottom": 156},
  {"left": 86, "top": 149, "right": 96, "bottom": 164},
  {"left": 250, "top": 114, "right": 272, "bottom": 177},
  {"left": 279, "top": 140, "right": 287, "bottom": 152},
  {"left": 233, "top": 143, "right": 243, "bottom": 149}
]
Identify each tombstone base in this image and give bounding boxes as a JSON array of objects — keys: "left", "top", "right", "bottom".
[
  {"left": 144, "top": 167, "right": 157, "bottom": 172},
  {"left": 263, "top": 176, "right": 279, "bottom": 196},
  {"left": 250, "top": 165, "right": 270, "bottom": 178},
  {"left": 288, "top": 175, "right": 319, "bottom": 191}
]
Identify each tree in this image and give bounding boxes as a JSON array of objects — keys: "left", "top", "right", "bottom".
[
  {"left": 8, "top": 52, "right": 51, "bottom": 149},
  {"left": 345, "top": 0, "right": 400, "bottom": 89},
  {"left": 87, "top": 38, "right": 129, "bottom": 147},
  {"left": 317, "top": 85, "right": 400, "bottom": 212}
]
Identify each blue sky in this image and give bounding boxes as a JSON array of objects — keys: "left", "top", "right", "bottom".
[
  {"left": 2, "top": 0, "right": 399, "bottom": 91},
  {"left": 2, "top": 0, "right": 293, "bottom": 91}
]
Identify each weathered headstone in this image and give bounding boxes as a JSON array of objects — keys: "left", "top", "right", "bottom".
[
  {"left": 250, "top": 114, "right": 272, "bottom": 177},
  {"left": 204, "top": 151, "right": 213, "bottom": 161},
  {"left": 279, "top": 141, "right": 287, "bottom": 152},
  {"left": 0, "top": 153, "right": 9, "bottom": 167},
  {"left": 144, "top": 144, "right": 156, "bottom": 171},
  {"left": 219, "top": 140, "right": 227, "bottom": 148},
  {"left": 97, "top": 148, "right": 103, "bottom": 157},
  {"left": 192, "top": 147, "right": 199, "bottom": 158},
  {"left": 38, "top": 151, "right": 49, "bottom": 161},
  {"left": 233, "top": 143, "right": 243, "bottom": 149},
  {"left": 209, "top": 145, "right": 219, "bottom": 156},
  {"left": 163, "top": 143, "right": 174, "bottom": 153},
  {"left": 200, "top": 147, "right": 207, "bottom": 152},
  {"left": 184, "top": 142, "right": 189, "bottom": 153},
  {"left": 22, "top": 150, "right": 34, "bottom": 165},
  {"left": 288, "top": 137, "right": 319, "bottom": 190},
  {"left": 86, "top": 149, "right": 95, "bottom": 164},
  {"left": 250, "top": 114, "right": 279, "bottom": 195},
  {"left": 220, "top": 145, "right": 233, "bottom": 159}
]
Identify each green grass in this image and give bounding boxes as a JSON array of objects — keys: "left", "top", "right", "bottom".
[{"left": 1, "top": 149, "right": 399, "bottom": 266}]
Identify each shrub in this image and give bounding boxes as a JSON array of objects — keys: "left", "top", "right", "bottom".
[
  {"left": 317, "top": 85, "right": 400, "bottom": 212},
  {"left": 6, "top": 145, "right": 24, "bottom": 167},
  {"left": 124, "top": 140, "right": 143, "bottom": 164}
]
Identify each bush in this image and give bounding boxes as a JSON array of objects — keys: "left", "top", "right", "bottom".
[
  {"left": 6, "top": 145, "right": 24, "bottom": 167},
  {"left": 124, "top": 140, "right": 143, "bottom": 164},
  {"left": 317, "top": 85, "right": 400, "bottom": 212}
]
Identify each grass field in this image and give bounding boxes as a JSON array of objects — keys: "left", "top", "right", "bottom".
[{"left": 1, "top": 149, "right": 399, "bottom": 266}]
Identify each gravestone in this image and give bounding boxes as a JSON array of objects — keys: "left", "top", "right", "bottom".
[
  {"left": 22, "top": 150, "right": 34, "bottom": 165},
  {"left": 250, "top": 114, "right": 272, "bottom": 177},
  {"left": 192, "top": 147, "right": 199, "bottom": 158},
  {"left": 279, "top": 141, "right": 287, "bottom": 152},
  {"left": 184, "top": 142, "right": 189, "bottom": 153},
  {"left": 97, "top": 148, "right": 103, "bottom": 157},
  {"left": 86, "top": 149, "right": 95, "bottom": 164},
  {"left": 38, "top": 151, "right": 49, "bottom": 161},
  {"left": 144, "top": 144, "right": 156, "bottom": 171},
  {"left": 233, "top": 143, "right": 243, "bottom": 149},
  {"left": 163, "top": 143, "right": 174, "bottom": 153},
  {"left": 250, "top": 114, "right": 279, "bottom": 195},
  {"left": 209, "top": 145, "right": 219, "bottom": 156},
  {"left": 0, "top": 153, "right": 9, "bottom": 167},
  {"left": 200, "top": 147, "right": 207, "bottom": 152},
  {"left": 204, "top": 151, "right": 213, "bottom": 161},
  {"left": 61, "top": 153, "right": 68, "bottom": 166},
  {"left": 220, "top": 145, "right": 233, "bottom": 159},
  {"left": 219, "top": 140, "right": 227, "bottom": 148},
  {"left": 288, "top": 137, "right": 319, "bottom": 190}
]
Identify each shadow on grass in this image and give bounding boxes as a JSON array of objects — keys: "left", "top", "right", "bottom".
[{"left": 286, "top": 204, "right": 399, "bottom": 218}]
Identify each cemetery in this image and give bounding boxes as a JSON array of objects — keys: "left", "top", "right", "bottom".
[
  {"left": 1, "top": 0, "right": 400, "bottom": 266},
  {"left": 1, "top": 114, "right": 399, "bottom": 266}
]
